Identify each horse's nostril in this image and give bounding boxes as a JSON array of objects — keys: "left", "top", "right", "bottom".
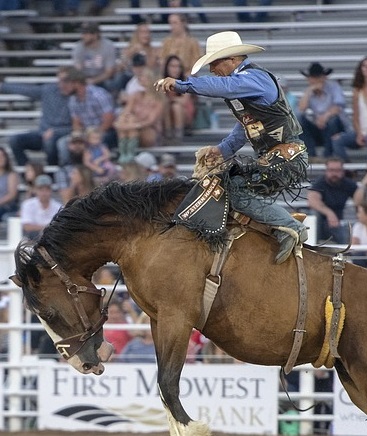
[{"left": 83, "top": 363, "right": 92, "bottom": 371}]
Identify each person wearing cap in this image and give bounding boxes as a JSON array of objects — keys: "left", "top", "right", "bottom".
[
  {"left": 58, "top": 67, "right": 117, "bottom": 152},
  {"left": 72, "top": 22, "right": 116, "bottom": 92},
  {"left": 155, "top": 31, "right": 308, "bottom": 264},
  {"left": 146, "top": 153, "right": 177, "bottom": 181},
  {"left": 298, "top": 62, "right": 350, "bottom": 160},
  {"left": 20, "top": 174, "right": 62, "bottom": 240}
]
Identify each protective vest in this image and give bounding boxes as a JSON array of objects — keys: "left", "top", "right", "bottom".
[{"left": 224, "top": 63, "right": 302, "bottom": 155}]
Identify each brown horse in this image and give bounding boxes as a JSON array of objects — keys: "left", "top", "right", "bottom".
[{"left": 10, "top": 178, "right": 367, "bottom": 436}]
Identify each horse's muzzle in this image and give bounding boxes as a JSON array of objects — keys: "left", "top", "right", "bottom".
[{"left": 69, "top": 340, "right": 114, "bottom": 375}]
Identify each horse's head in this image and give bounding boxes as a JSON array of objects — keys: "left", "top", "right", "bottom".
[{"left": 11, "top": 242, "right": 114, "bottom": 375}]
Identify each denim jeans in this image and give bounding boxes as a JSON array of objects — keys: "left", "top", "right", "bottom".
[
  {"left": 299, "top": 114, "right": 345, "bottom": 157},
  {"left": 229, "top": 175, "right": 305, "bottom": 241}
]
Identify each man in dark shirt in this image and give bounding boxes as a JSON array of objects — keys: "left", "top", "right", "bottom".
[{"left": 308, "top": 157, "right": 361, "bottom": 244}]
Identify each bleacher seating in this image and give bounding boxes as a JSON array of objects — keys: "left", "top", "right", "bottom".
[{"left": 0, "top": 0, "right": 365, "bottom": 225}]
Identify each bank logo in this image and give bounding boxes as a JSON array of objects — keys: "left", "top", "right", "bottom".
[{"left": 55, "top": 404, "right": 166, "bottom": 427}]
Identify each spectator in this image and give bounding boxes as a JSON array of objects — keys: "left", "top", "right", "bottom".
[
  {"left": 121, "top": 21, "right": 161, "bottom": 73},
  {"left": 83, "top": 126, "right": 117, "bottom": 183},
  {"left": 298, "top": 62, "right": 350, "bottom": 161},
  {"left": 73, "top": 22, "right": 117, "bottom": 92},
  {"left": 162, "top": 55, "right": 196, "bottom": 144},
  {"left": 307, "top": 157, "right": 361, "bottom": 244},
  {"left": 0, "top": 147, "right": 19, "bottom": 221},
  {"left": 58, "top": 67, "right": 117, "bottom": 157},
  {"left": 118, "top": 161, "right": 149, "bottom": 182},
  {"left": 351, "top": 202, "right": 367, "bottom": 268},
  {"left": 104, "top": 299, "right": 132, "bottom": 357},
  {"left": 117, "top": 312, "right": 156, "bottom": 363},
  {"left": 61, "top": 164, "right": 95, "bottom": 204},
  {"left": 23, "top": 161, "right": 45, "bottom": 199},
  {"left": 233, "top": 0, "right": 273, "bottom": 22},
  {"left": 20, "top": 174, "right": 62, "bottom": 240},
  {"left": 114, "top": 68, "right": 164, "bottom": 162},
  {"left": 118, "top": 53, "right": 148, "bottom": 107},
  {"left": 147, "top": 153, "right": 177, "bottom": 181},
  {"left": 160, "top": 13, "right": 202, "bottom": 76},
  {"left": 331, "top": 56, "right": 367, "bottom": 162},
  {"left": 54, "top": 131, "right": 87, "bottom": 203},
  {"left": 0, "top": 66, "right": 73, "bottom": 166}
]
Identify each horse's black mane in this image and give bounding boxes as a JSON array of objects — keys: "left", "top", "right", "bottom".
[{"left": 14, "top": 178, "right": 195, "bottom": 306}]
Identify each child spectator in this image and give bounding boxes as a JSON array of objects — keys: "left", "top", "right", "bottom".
[
  {"left": 62, "top": 164, "right": 96, "bottom": 203},
  {"left": 23, "top": 161, "right": 44, "bottom": 199},
  {"left": 83, "top": 126, "right": 117, "bottom": 183}
]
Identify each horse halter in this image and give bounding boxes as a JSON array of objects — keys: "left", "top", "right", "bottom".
[{"left": 38, "top": 246, "right": 109, "bottom": 360}]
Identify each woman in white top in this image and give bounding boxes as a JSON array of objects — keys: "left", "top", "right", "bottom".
[
  {"left": 332, "top": 57, "right": 367, "bottom": 161},
  {"left": 352, "top": 203, "right": 367, "bottom": 267}
]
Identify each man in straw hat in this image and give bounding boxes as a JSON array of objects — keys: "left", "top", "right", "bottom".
[{"left": 155, "top": 31, "right": 308, "bottom": 264}]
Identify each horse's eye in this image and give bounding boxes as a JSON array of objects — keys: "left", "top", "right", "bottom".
[{"left": 39, "top": 309, "right": 54, "bottom": 322}]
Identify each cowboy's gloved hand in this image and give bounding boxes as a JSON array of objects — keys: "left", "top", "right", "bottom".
[
  {"left": 154, "top": 77, "right": 176, "bottom": 93},
  {"left": 204, "top": 145, "right": 222, "bottom": 168}
]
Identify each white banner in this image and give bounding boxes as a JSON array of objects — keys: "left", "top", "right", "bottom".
[
  {"left": 38, "top": 362, "right": 278, "bottom": 434},
  {"left": 333, "top": 375, "right": 367, "bottom": 435}
]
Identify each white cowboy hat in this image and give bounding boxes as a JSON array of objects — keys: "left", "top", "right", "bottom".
[{"left": 191, "top": 31, "right": 264, "bottom": 75}]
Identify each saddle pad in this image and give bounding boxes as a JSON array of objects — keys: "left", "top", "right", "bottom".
[{"left": 173, "top": 174, "right": 229, "bottom": 235}]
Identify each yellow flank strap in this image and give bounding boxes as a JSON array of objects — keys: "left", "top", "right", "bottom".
[{"left": 313, "top": 296, "right": 345, "bottom": 369}]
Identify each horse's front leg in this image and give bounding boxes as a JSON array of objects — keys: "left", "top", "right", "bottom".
[{"left": 150, "top": 316, "right": 211, "bottom": 436}]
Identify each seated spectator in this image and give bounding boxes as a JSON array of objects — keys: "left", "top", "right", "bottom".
[
  {"left": 307, "top": 157, "right": 361, "bottom": 244},
  {"left": 83, "top": 126, "right": 117, "bottom": 183},
  {"left": 117, "top": 312, "right": 156, "bottom": 363},
  {"left": 0, "top": 66, "right": 73, "bottom": 166},
  {"left": 20, "top": 174, "right": 62, "bottom": 240},
  {"left": 55, "top": 131, "right": 87, "bottom": 203},
  {"left": 147, "top": 153, "right": 177, "bottom": 181},
  {"left": 134, "top": 151, "right": 159, "bottom": 180},
  {"left": 233, "top": 0, "right": 273, "bottom": 22},
  {"left": 104, "top": 299, "right": 132, "bottom": 357},
  {"left": 331, "top": 56, "right": 367, "bottom": 162},
  {"left": 298, "top": 63, "right": 350, "bottom": 161},
  {"left": 351, "top": 203, "right": 367, "bottom": 268},
  {"left": 0, "top": 147, "right": 19, "bottom": 221},
  {"left": 162, "top": 55, "right": 196, "bottom": 144},
  {"left": 73, "top": 22, "right": 117, "bottom": 93},
  {"left": 23, "top": 161, "right": 44, "bottom": 199},
  {"left": 61, "top": 164, "right": 95, "bottom": 204},
  {"left": 57, "top": 67, "right": 117, "bottom": 159},
  {"left": 120, "top": 21, "right": 161, "bottom": 74},
  {"left": 118, "top": 161, "right": 149, "bottom": 182},
  {"left": 114, "top": 68, "right": 164, "bottom": 162},
  {"left": 118, "top": 52, "right": 148, "bottom": 107},
  {"left": 160, "top": 14, "right": 202, "bottom": 77}
]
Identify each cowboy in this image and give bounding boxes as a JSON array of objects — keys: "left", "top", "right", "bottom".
[
  {"left": 298, "top": 62, "right": 350, "bottom": 161},
  {"left": 155, "top": 31, "right": 309, "bottom": 264}
]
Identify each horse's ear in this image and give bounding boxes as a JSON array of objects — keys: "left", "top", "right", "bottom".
[{"left": 9, "top": 274, "right": 22, "bottom": 287}]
